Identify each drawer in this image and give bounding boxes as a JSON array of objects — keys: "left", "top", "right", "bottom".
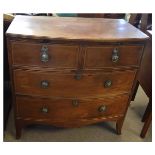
[
  {"left": 16, "top": 94, "right": 129, "bottom": 120},
  {"left": 84, "top": 45, "right": 143, "bottom": 68},
  {"left": 14, "top": 70, "right": 136, "bottom": 98},
  {"left": 11, "top": 42, "right": 79, "bottom": 68}
]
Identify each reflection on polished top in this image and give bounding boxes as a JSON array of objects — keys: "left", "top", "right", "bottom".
[{"left": 6, "top": 15, "right": 148, "bottom": 41}]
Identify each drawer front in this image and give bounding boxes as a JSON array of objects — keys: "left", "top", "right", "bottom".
[
  {"left": 14, "top": 70, "right": 136, "bottom": 98},
  {"left": 85, "top": 45, "right": 143, "bottom": 68},
  {"left": 11, "top": 42, "right": 79, "bottom": 68},
  {"left": 16, "top": 95, "right": 129, "bottom": 120}
]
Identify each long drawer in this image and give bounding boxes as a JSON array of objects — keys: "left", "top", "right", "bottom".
[
  {"left": 16, "top": 94, "right": 129, "bottom": 120},
  {"left": 14, "top": 69, "right": 136, "bottom": 98}
]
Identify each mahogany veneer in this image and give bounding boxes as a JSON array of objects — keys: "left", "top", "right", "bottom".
[{"left": 6, "top": 16, "right": 148, "bottom": 139}]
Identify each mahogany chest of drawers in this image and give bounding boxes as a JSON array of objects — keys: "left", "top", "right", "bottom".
[{"left": 6, "top": 16, "right": 148, "bottom": 139}]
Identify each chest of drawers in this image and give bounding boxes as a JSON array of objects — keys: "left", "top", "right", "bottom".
[{"left": 6, "top": 16, "right": 148, "bottom": 139}]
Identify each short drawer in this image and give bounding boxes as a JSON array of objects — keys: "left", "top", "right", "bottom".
[
  {"left": 84, "top": 45, "right": 143, "bottom": 68},
  {"left": 16, "top": 94, "right": 129, "bottom": 120},
  {"left": 14, "top": 69, "right": 136, "bottom": 98},
  {"left": 11, "top": 42, "right": 79, "bottom": 69}
]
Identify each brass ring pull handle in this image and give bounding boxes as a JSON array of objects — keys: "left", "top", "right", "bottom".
[
  {"left": 41, "top": 107, "right": 48, "bottom": 113},
  {"left": 112, "top": 48, "right": 119, "bottom": 63},
  {"left": 72, "top": 99, "right": 79, "bottom": 107},
  {"left": 104, "top": 80, "right": 112, "bottom": 88},
  {"left": 41, "top": 80, "right": 49, "bottom": 88},
  {"left": 41, "top": 45, "right": 49, "bottom": 62},
  {"left": 98, "top": 105, "right": 106, "bottom": 113}
]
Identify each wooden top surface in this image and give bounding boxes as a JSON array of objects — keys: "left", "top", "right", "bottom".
[{"left": 6, "top": 15, "right": 149, "bottom": 42}]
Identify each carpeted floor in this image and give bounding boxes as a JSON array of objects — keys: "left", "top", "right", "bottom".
[{"left": 4, "top": 86, "right": 152, "bottom": 142}]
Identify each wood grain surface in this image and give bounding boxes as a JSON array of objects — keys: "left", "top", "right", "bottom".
[
  {"left": 6, "top": 16, "right": 148, "bottom": 42},
  {"left": 16, "top": 94, "right": 128, "bottom": 121},
  {"left": 14, "top": 69, "right": 136, "bottom": 98}
]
